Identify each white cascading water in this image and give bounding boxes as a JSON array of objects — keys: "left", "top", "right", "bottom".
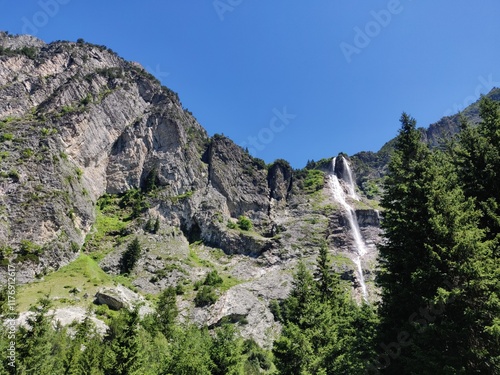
[{"left": 329, "top": 156, "right": 368, "bottom": 301}]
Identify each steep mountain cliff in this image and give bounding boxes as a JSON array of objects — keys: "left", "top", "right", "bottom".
[{"left": 0, "top": 31, "right": 388, "bottom": 345}]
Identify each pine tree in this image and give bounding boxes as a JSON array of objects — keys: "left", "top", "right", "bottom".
[
  {"left": 16, "top": 297, "right": 54, "bottom": 374},
  {"left": 211, "top": 323, "right": 245, "bottom": 375},
  {"left": 119, "top": 237, "right": 141, "bottom": 274},
  {"left": 76, "top": 316, "right": 104, "bottom": 375},
  {"left": 102, "top": 307, "right": 145, "bottom": 375},
  {"left": 451, "top": 96, "right": 500, "bottom": 371},
  {"left": 315, "top": 245, "right": 335, "bottom": 302},
  {"left": 155, "top": 286, "right": 178, "bottom": 338},
  {"left": 375, "top": 113, "right": 433, "bottom": 372},
  {"left": 274, "top": 253, "right": 377, "bottom": 374},
  {"left": 153, "top": 216, "right": 160, "bottom": 233},
  {"left": 162, "top": 325, "right": 213, "bottom": 375},
  {"left": 376, "top": 112, "right": 499, "bottom": 373}
]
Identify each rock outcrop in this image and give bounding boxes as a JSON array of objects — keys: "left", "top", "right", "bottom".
[{"left": 95, "top": 285, "right": 152, "bottom": 316}]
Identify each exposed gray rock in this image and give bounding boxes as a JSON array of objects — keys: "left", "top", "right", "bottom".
[
  {"left": 94, "top": 284, "right": 152, "bottom": 316},
  {"left": 356, "top": 209, "right": 381, "bottom": 227},
  {"left": 16, "top": 306, "right": 108, "bottom": 336}
]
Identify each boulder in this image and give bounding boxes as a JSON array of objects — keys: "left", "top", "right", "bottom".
[{"left": 94, "top": 284, "right": 152, "bottom": 316}]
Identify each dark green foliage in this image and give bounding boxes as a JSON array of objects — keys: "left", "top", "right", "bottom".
[
  {"left": 376, "top": 111, "right": 500, "bottom": 373},
  {"left": 243, "top": 339, "right": 273, "bottom": 374},
  {"left": 155, "top": 286, "right": 178, "bottom": 337},
  {"left": 273, "top": 253, "right": 378, "bottom": 374},
  {"left": 252, "top": 157, "right": 267, "bottom": 170},
  {"left": 269, "top": 158, "right": 292, "bottom": 171},
  {"left": 211, "top": 323, "right": 245, "bottom": 375},
  {"left": 153, "top": 216, "right": 160, "bottom": 233},
  {"left": 302, "top": 169, "right": 325, "bottom": 193},
  {"left": 119, "top": 189, "right": 148, "bottom": 219},
  {"left": 195, "top": 285, "right": 218, "bottom": 307},
  {"left": 305, "top": 157, "right": 333, "bottom": 170},
  {"left": 144, "top": 216, "right": 161, "bottom": 234},
  {"left": 1, "top": 292, "right": 277, "bottom": 375},
  {"left": 119, "top": 237, "right": 141, "bottom": 274},
  {"left": 0, "top": 46, "right": 37, "bottom": 59},
  {"left": 15, "top": 240, "right": 43, "bottom": 263},
  {"left": 143, "top": 168, "right": 159, "bottom": 193},
  {"left": 0, "top": 133, "right": 14, "bottom": 142},
  {"left": 236, "top": 215, "right": 252, "bottom": 231},
  {"left": 162, "top": 325, "right": 214, "bottom": 375},
  {"left": 102, "top": 307, "right": 144, "bottom": 375},
  {"left": 361, "top": 179, "right": 381, "bottom": 199},
  {"left": 15, "top": 297, "right": 54, "bottom": 374},
  {"left": 204, "top": 270, "right": 223, "bottom": 286},
  {"left": 193, "top": 271, "right": 223, "bottom": 307},
  {"left": 144, "top": 217, "right": 155, "bottom": 233}
]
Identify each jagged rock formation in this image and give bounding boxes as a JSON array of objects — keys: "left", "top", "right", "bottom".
[{"left": 0, "top": 32, "right": 382, "bottom": 345}]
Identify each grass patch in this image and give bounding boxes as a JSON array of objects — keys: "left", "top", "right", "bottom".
[
  {"left": 17, "top": 255, "right": 111, "bottom": 311},
  {"left": 187, "top": 244, "right": 212, "bottom": 268},
  {"left": 83, "top": 205, "right": 128, "bottom": 259},
  {"left": 331, "top": 253, "right": 355, "bottom": 268},
  {"left": 352, "top": 199, "right": 382, "bottom": 211},
  {"left": 169, "top": 190, "right": 194, "bottom": 203},
  {"left": 220, "top": 275, "right": 243, "bottom": 292}
]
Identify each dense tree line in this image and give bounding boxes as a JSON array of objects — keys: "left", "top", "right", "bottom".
[{"left": 0, "top": 286, "right": 272, "bottom": 375}]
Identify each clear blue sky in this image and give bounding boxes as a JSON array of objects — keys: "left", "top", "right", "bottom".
[{"left": 1, "top": 1, "right": 500, "bottom": 168}]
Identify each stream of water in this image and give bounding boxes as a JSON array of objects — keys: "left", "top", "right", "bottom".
[{"left": 328, "top": 156, "right": 368, "bottom": 301}]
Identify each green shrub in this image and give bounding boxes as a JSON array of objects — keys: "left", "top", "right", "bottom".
[
  {"left": 194, "top": 285, "right": 217, "bottom": 307},
  {"left": 22, "top": 148, "right": 34, "bottom": 159},
  {"left": 1, "top": 133, "right": 14, "bottom": 142},
  {"left": 75, "top": 168, "right": 83, "bottom": 181},
  {"left": 61, "top": 105, "right": 74, "bottom": 115},
  {"left": 203, "top": 270, "right": 223, "bottom": 286},
  {"left": 80, "top": 93, "right": 92, "bottom": 106},
  {"left": 303, "top": 169, "right": 325, "bottom": 193},
  {"left": 237, "top": 216, "right": 253, "bottom": 231}
]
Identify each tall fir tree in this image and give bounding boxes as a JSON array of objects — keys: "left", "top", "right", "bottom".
[
  {"left": 119, "top": 237, "right": 141, "bottom": 275},
  {"left": 15, "top": 297, "right": 54, "bottom": 375},
  {"left": 376, "top": 113, "right": 434, "bottom": 373},
  {"left": 452, "top": 96, "right": 500, "bottom": 372},
  {"left": 376, "top": 112, "right": 499, "bottom": 373},
  {"left": 102, "top": 307, "right": 144, "bottom": 375},
  {"left": 211, "top": 323, "right": 245, "bottom": 375},
  {"left": 155, "top": 286, "right": 178, "bottom": 338},
  {"left": 274, "top": 250, "right": 377, "bottom": 374}
]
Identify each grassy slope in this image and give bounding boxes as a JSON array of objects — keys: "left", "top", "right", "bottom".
[{"left": 17, "top": 254, "right": 112, "bottom": 311}]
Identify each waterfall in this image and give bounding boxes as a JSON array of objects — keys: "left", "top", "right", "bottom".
[{"left": 329, "top": 156, "right": 368, "bottom": 301}]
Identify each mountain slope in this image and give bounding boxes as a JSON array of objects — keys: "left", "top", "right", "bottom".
[{"left": 0, "top": 32, "right": 382, "bottom": 345}]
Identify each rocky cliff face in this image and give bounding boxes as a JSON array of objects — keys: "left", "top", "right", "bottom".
[{"left": 0, "top": 32, "right": 382, "bottom": 346}]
